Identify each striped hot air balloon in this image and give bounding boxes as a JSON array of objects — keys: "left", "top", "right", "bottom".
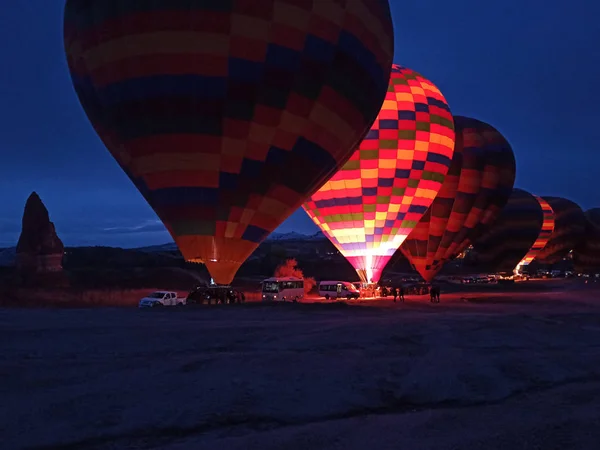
[
  {"left": 303, "top": 65, "right": 455, "bottom": 283},
  {"left": 534, "top": 197, "right": 586, "bottom": 265},
  {"left": 63, "top": 0, "right": 395, "bottom": 285},
  {"left": 400, "top": 116, "right": 516, "bottom": 282},
  {"left": 573, "top": 208, "right": 600, "bottom": 274},
  {"left": 469, "top": 188, "right": 544, "bottom": 275},
  {"left": 514, "top": 195, "right": 556, "bottom": 273}
]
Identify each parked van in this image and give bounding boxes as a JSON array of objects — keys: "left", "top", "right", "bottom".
[
  {"left": 262, "top": 277, "right": 304, "bottom": 302},
  {"left": 319, "top": 281, "right": 360, "bottom": 300}
]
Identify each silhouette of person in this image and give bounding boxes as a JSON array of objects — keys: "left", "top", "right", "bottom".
[
  {"left": 399, "top": 285, "right": 405, "bottom": 302},
  {"left": 392, "top": 287, "right": 397, "bottom": 302}
]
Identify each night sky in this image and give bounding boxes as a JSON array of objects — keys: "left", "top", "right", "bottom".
[{"left": 0, "top": 1, "right": 598, "bottom": 248}]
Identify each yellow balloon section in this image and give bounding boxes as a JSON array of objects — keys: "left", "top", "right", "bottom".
[{"left": 304, "top": 65, "right": 455, "bottom": 283}]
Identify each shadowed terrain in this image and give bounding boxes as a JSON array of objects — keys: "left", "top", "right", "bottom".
[{"left": 2, "top": 286, "right": 600, "bottom": 449}]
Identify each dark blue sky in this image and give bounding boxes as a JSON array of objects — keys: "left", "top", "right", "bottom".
[{"left": 0, "top": 1, "right": 598, "bottom": 248}]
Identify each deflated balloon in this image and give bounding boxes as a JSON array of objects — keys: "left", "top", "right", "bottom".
[
  {"left": 400, "top": 116, "right": 516, "bottom": 282},
  {"left": 469, "top": 188, "right": 543, "bottom": 274},
  {"left": 303, "top": 65, "right": 455, "bottom": 283},
  {"left": 534, "top": 197, "right": 586, "bottom": 264},
  {"left": 63, "top": 0, "right": 395, "bottom": 284}
]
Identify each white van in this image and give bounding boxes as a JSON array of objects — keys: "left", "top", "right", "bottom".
[
  {"left": 319, "top": 281, "right": 360, "bottom": 300},
  {"left": 262, "top": 277, "right": 304, "bottom": 302}
]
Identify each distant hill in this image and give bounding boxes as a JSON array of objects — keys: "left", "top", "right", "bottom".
[{"left": 0, "top": 229, "right": 416, "bottom": 290}]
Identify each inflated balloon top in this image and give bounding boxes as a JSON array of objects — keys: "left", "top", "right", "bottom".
[
  {"left": 533, "top": 197, "right": 586, "bottom": 264},
  {"left": 63, "top": 0, "right": 395, "bottom": 284},
  {"left": 303, "top": 65, "right": 455, "bottom": 283},
  {"left": 400, "top": 116, "right": 516, "bottom": 282}
]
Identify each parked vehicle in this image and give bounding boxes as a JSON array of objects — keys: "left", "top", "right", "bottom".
[
  {"left": 262, "top": 277, "right": 304, "bottom": 302},
  {"left": 319, "top": 280, "right": 360, "bottom": 299},
  {"left": 138, "top": 291, "right": 186, "bottom": 308}
]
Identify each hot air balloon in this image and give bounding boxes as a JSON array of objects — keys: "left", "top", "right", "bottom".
[
  {"left": 303, "top": 65, "right": 456, "bottom": 283},
  {"left": 573, "top": 208, "right": 600, "bottom": 273},
  {"left": 513, "top": 196, "right": 556, "bottom": 274},
  {"left": 469, "top": 188, "right": 543, "bottom": 275},
  {"left": 534, "top": 197, "right": 586, "bottom": 265},
  {"left": 399, "top": 116, "right": 516, "bottom": 282},
  {"left": 63, "top": 0, "right": 395, "bottom": 285}
]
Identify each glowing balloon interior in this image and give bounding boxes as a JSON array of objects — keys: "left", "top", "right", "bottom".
[
  {"left": 63, "top": 0, "right": 395, "bottom": 284},
  {"left": 534, "top": 196, "right": 586, "bottom": 264},
  {"left": 304, "top": 65, "right": 455, "bottom": 283},
  {"left": 515, "top": 196, "right": 555, "bottom": 274}
]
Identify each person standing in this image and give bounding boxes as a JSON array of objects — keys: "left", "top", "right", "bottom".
[
  {"left": 392, "top": 287, "right": 398, "bottom": 303},
  {"left": 430, "top": 285, "right": 436, "bottom": 303},
  {"left": 399, "top": 284, "right": 405, "bottom": 302}
]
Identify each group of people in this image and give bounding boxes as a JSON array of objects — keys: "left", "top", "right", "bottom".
[
  {"left": 429, "top": 284, "right": 441, "bottom": 303},
  {"left": 385, "top": 284, "right": 442, "bottom": 303},
  {"left": 187, "top": 287, "right": 246, "bottom": 305},
  {"left": 391, "top": 286, "right": 405, "bottom": 302}
]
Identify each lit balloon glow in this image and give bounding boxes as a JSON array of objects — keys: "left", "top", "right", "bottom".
[
  {"left": 63, "top": 0, "right": 395, "bottom": 284},
  {"left": 514, "top": 196, "right": 555, "bottom": 274},
  {"left": 303, "top": 65, "right": 455, "bottom": 283},
  {"left": 534, "top": 197, "right": 586, "bottom": 265},
  {"left": 400, "top": 116, "right": 516, "bottom": 282}
]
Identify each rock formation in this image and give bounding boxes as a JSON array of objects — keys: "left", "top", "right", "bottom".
[{"left": 15, "top": 192, "right": 64, "bottom": 273}]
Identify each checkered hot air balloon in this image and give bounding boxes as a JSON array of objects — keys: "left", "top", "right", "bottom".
[
  {"left": 399, "top": 116, "right": 516, "bottom": 282},
  {"left": 533, "top": 197, "right": 586, "bottom": 265},
  {"left": 469, "top": 188, "right": 544, "bottom": 275},
  {"left": 303, "top": 65, "right": 455, "bottom": 283},
  {"left": 572, "top": 208, "right": 600, "bottom": 274},
  {"left": 515, "top": 195, "right": 556, "bottom": 273},
  {"left": 63, "top": 0, "right": 395, "bottom": 285}
]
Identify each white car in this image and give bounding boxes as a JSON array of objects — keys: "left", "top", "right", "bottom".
[{"left": 138, "top": 291, "right": 186, "bottom": 308}]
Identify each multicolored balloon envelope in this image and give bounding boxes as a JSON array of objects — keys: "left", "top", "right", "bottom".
[
  {"left": 534, "top": 197, "right": 586, "bottom": 264},
  {"left": 63, "top": 0, "right": 395, "bottom": 284},
  {"left": 514, "top": 195, "right": 556, "bottom": 273},
  {"left": 470, "top": 188, "right": 543, "bottom": 274},
  {"left": 573, "top": 208, "right": 600, "bottom": 273},
  {"left": 400, "top": 116, "right": 516, "bottom": 282},
  {"left": 303, "top": 65, "right": 455, "bottom": 283}
]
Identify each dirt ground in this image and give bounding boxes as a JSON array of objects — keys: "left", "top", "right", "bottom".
[{"left": 2, "top": 283, "right": 600, "bottom": 449}]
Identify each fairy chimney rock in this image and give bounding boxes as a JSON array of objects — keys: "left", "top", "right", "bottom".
[{"left": 15, "top": 192, "right": 64, "bottom": 272}]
